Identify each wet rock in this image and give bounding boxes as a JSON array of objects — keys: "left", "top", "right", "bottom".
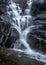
[
  {"left": 0, "top": 49, "right": 44, "bottom": 65},
  {"left": 27, "top": 25, "right": 46, "bottom": 53},
  {"left": 5, "top": 28, "right": 19, "bottom": 48},
  {"left": 0, "top": 4, "right": 7, "bottom": 15},
  {"left": 0, "top": 20, "right": 11, "bottom": 47},
  {"left": 0, "top": 20, "right": 19, "bottom": 48},
  {"left": 30, "top": 0, "right": 46, "bottom": 54}
]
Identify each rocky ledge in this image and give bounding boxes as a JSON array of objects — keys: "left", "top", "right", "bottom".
[{"left": 0, "top": 48, "right": 45, "bottom": 65}]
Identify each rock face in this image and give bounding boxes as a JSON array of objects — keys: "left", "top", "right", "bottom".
[
  {"left": 27, "top": 0, "right": 46, "bottom": 53},
  {"left": 0, "top": 21, "right": 11, "bottom": 47},
  {"left": 27, "top": 25, "right": 46, "bottom": 53},
  {"left": 0, "top": 20, "right": 19, "bottom": 48}
]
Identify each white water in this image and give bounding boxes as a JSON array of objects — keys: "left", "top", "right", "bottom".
[{"left": 7, "top": 0, "right": 46, "bottom": 63}]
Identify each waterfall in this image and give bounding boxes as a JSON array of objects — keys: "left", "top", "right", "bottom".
[{"left": 7, "top": 0, "right": 46, "bottom": 63}]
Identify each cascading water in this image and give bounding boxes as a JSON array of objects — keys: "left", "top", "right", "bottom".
[{"left": 6, "top": 0, "right": 46, "bottom": 63}]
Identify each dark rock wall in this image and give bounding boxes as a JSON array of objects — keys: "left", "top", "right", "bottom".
[{"left": 29, "top": 0, "right": 46, "bottom": 53}]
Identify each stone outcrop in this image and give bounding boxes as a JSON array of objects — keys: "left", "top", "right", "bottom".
[{"left": 0, "top": 49, "right": 44, "bottom": 65}]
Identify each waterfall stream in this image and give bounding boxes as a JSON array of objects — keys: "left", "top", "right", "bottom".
[{"left": 6, "top": 0, "right": 46, "bottom": 63}]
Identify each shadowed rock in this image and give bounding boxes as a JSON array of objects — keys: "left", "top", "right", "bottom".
[
  {"left": 27, "top": 25, "right": 46, "bottom": 54},
  {"left": 31, "top": 0, "right": 46, "bottom": 16},
  {"left": 0, "top": 49, "right": 44, "bottom": 65}
]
